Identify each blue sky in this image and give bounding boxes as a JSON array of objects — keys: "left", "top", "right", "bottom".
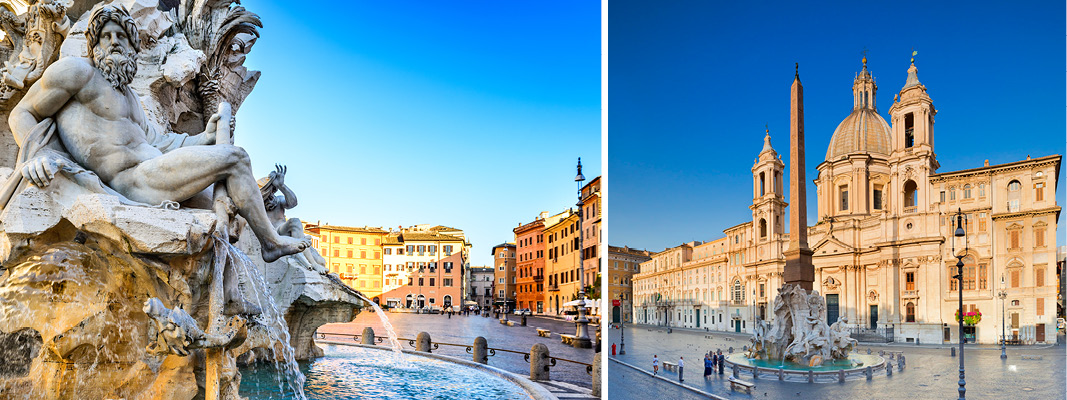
[
  {"left": 608, "top": 1, "right": 1066, "bottom": 252},
  {"left": 232, "top": 2, "right": 600, "bottom": 267}
]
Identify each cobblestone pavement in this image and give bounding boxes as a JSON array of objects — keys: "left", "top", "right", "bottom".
[
  {"left": 607, "top": 324, "right": 1066, "bottom": 399},
  {"left": 320, "top": 311, "right": 599, "bottom": 388}
]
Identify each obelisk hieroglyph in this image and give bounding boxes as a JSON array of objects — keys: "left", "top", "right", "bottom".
[{"left": 784, "top": 64, "right": 814, "bottom": 290}]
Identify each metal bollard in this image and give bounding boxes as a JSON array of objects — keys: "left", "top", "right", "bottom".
[
  {"left": 732, "top": 364, "right": 739, "bottom": 378},
  {"left": 886, "top": 363, "right": 892, "bottom": 376},
  {"left": 361, "top": 327, "right": 375, "bottom": 345},
  {"left": 950, "top": 347, "right": 956, "bottom": 357},
  {"left": 752, "top": 366, "right": 758, "bottom": 380},
  {"left": 807, "top": 370, "right": 813, "bottom": 383},
  {"left": 473, "top": 336, "right": 488, "bottom": 364},
  {"left": 591, "top": 353, "right": 601, "bottom": 397},
  {"left": 416, "top": 332, "right": 432, "bottom": 352},
  {"left": 530, "top": 343, "right": 551, "bottom": 381},
  {"left": 867, "top": 348, "right": 872, "bottom": 355},
  {"left": 778, "top": 367, "right": 784, "bottom": 381},
  {"left": 838, "top": 369, "right": 845, "bottom": 383},
  {"left": 865, "top": 366, "right": 872, "bottom": 380},
  {"left": 898, "top": 359, "right": 904, "bottom": 372},
  {"left": 521, "top": 315, "right": 527, "bottom": 326}
]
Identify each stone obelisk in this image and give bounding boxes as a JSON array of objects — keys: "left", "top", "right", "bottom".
[{"left": 784, "top": 64, "right": 814, "bottom": 290}]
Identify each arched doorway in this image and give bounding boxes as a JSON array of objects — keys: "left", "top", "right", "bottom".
[
  {"left": 416, "top": 294, "right": 425, "bottom": 308},
  {"left": 443, "top": 295, "right": 452, "bottom": 308},
  {"left": 612, "top": 306, "right": 621, "bottom": 323},
  {"left": 405, "top": 294, "right": 413, "bottom": 308}
]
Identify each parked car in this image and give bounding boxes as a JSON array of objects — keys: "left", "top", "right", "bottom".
[{"left": 513, "top": 308, "right": 531, "bottom": 315}]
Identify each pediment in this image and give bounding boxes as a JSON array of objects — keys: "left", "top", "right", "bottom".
[{"left": 812, "top": 236, "right": 855, "bottom": 254}]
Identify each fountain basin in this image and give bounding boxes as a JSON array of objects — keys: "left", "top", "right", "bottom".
[
  {"left": 240, "top": 343, "right": 553, "bottom": 399},
  {"left": 723, "top": 353, "right": 885, "bottom": 382}
]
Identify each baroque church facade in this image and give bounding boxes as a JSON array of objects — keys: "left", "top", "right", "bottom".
[{"left": 633, "top": 59, "right": 1060, "bottom": 345}]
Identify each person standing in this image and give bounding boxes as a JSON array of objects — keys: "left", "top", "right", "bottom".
[
  {"left": 717, "top": 350, "right": 725, "bottom": 375},
  {"left": 652, "top": 355, "right": 659, "bottom": 375},
  {"left": 678, "top": 356, "right": 685, "bottom": 382},
  {"left": 703, "top": 354, "right": 713, "bottom": 378}
]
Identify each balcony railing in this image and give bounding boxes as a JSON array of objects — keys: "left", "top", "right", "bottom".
[
  {"left": 547, "top": 283, "right": 559, "bottom": 292},
  {"left": 903, "top": 206, "right": 917, "bottom": 214},
  {"left": 533, "top": 274, "right": 544, "bottom": 281},
  {"left": 902, "top": 290, "right": 918, "bottom": 298}
]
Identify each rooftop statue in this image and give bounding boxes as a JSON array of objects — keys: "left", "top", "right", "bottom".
[{"left": 6, "top": 5, "right": 308, "bottom": 263}]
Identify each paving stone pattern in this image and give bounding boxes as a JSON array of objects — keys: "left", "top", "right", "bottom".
[{"left": 607, "top": 324, "right": 1065, "bottom": 399}]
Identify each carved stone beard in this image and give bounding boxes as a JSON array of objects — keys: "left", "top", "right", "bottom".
[{"left": 92, "top": 44, "right": 137, "bottom": 90}]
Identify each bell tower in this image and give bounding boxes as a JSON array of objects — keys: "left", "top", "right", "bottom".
[
  {"left": 888, "top": 52, "right": 939, "bottom": 215},
  {"left": 751, "top": 127, "right": 786, "bottom": 260}
]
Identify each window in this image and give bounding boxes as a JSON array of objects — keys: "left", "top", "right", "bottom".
[
  {"left": 374, "top": 266, "right": 379, "bottom": 274},
  {"left": 1010, "top": 269, "right": 1020, "bottom": 288},
  {"left": 940, "top": 191, "right": 946, "bottom": 203},
  {"left": 321, "top": 235, "right": 327, "bottom": 241},
  {"left": 374, "top": 251, "right": 381, "bottom": 259},
  {"left": 979, "top": 264, "right": 987, "bottom": 290},
  {"left": 1037, "top": 298, "right": 1045, "bottom": 316},
  {"left": 429, "top": 278, "right": 435, "bottom": 286},
  {"left": 963, "top": 184, "right": 972, "bottom": 199},
  {"left": 418, "top": 278, "right": 424, "bottom": 286},
  {"left": 905, "top": 271, "right": 915, "bottom": 291},
  {"left": 375, "top": 239, "right": 380, "bottom": 245},
  {"left": 904, "top": 113, "right": 914, "bottom": 147},
  {"left": 499, "top": 278, "right": 505, "bottom": 284},
  {"left": 759, "top": 219, "right": 767, "bottom": 238},
  {"left": 384, "top": 248, "right": 392, "bottom": 255},
  {"left": 1036, "top": 267, "right": 1045, "bottom": 287},
  {"left": 1009, "top": 230, "right": 1020, "bottom": 249},
  {"left": 406, "top": 245, "right": 414, "bottom": 254},
  {"left": 443, "top": 278, "right": 453, "bottom": 287},
  {"left": 978, "top": 213, "right": 987, "bottom": 232},
  {"left": 1035, "top": 226, "right": 1046, "bottom": 248},
  {"left": 978, "top": 183, "right": 985, "bottom": 197},
  {"left": 732, "top": 280, "right": 744, "bottom": 303},
  {"left": 361, "top": 238, "right": 367, "bottom": 245},
  {"left": 348, "top": 237, "right": 353, "bottom": 244},
  {"left": 359, "top": 281, "right": 365, "bottom": 288},
  {"left": 1035, "top": 182, "right": 1044, "bottom": 201},
  {"left": 963, "top": 257, "right": 976, "bottom": 290},
  {"left": 360, "top": 266, "right": 366, "bottom": 274},
  {"left": 906, "top": 302, "right": 915, "bottom": 322},
  {"left": 903, "top": 180, "right": 918, "bottom": 208},
  {"left": 346, "top": 264, "right": 353, "bottom": 274},
  {"left": 347, "top": 250, "right": 353, "bottom": 258},
  {"left": 417, "top": 245, "right": 425, "bottom": 254},
  {"left": 360, "top": 251, "right": 366, "bottom": 258},
  {"left": 759, "top": 172, "right": 766, "bottom": 196},
  {"left": 839, "top": 185, "right": 849, "bottom": 211},
  {"left": 429, "top": 245, "right": 436, "bottom": 254},
  {"left": 333, "top": 249, "right": 339, "bottom": 257},
  {"left": 1008, "top": 180, "right": 1021, "bottom": 192},
  {"left": 444, "top": 245, "right": 453, "bottom": 255},
  {"left": 949, "top": 187, "right": 956, "bottom": 201},
  {"left": 948, "top": 266, "right": 958, "bottom": 291},
  {"left": 873, "top": 186, "right": 883, "bottom": 210}
]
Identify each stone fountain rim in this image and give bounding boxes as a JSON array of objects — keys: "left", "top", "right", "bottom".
[
  {"left": 722, "top": 352, "right": 887, "bottom": 380},
  {"left": 317, "top": 341, "right": 558, "bottom": 400}
]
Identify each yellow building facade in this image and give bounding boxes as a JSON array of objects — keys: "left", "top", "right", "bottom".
[
  {"left": 305, "top": 224, "right": 387, "bottom": 299},
  {"left": 543, "top": 210, "right": 580, "bottom": 315}
]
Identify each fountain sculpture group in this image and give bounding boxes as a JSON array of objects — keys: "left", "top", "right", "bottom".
[
  {"left": 0, "top": 1, "right": 364, "bottom": 399},
  {"left": 746, "top": 284, "right": 857, "bottom": 366}
]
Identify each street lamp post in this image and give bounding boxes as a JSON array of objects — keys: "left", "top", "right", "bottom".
[
  {"left": 952, "top": 208, "right": 967, "bottom": 399},
  {"left": 998, "top": 275, "right": 1007, "bottom": 359},
  {"left": 619, "top": 293, "right": 626, "bottom": 355},
  {"left": 503, "top": 253, "right": 509, "bottom": 322},
  {"left": 573, "top": 158, "right": 593, "bottom": 348}
]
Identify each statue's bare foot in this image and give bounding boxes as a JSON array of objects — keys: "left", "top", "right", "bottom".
[{"left": 262, "top": 236, "right": 310, "bottom": 263}]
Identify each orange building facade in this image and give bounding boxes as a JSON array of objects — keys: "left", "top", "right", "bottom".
[{"left": 514, "top": 216, "right": 546, "bottom": 313}]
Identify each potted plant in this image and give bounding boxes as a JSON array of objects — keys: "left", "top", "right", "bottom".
[{"left": 955, "top": 309, "right": 982, "bottom": 325}]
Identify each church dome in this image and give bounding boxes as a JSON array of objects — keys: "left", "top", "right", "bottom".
[
  {"left": 825, "top": 107, "right": 891, "bottom": 161},
  {"left": 825, "top": 59, "right": 892, "bottom": 161}
]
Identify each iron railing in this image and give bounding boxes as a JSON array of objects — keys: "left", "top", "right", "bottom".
[{"left": 316, "top": 331, "right": 593, "bottom": 375}]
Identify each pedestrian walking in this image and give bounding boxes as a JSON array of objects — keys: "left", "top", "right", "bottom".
[
  {"left": 652, "top": 355, "right": 659, "bottom": 375},
  {"left": 704, "top": 354, "right": 713, "bottom": 378},
  {"left": 612, "top": 343, "right": 616, "bottom": 356},
  {"left": 678, "top": 356, "right": 685, "bottom": 382}
]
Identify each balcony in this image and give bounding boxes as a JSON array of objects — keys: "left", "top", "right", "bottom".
[
  {"left": 902, "top": 289, "right": 919, "bottom": 299},
  {"left": 533, "top": 274, "right": 544, "bottom": 282},
  {"left": 548, "top": 283, "right": 559, "bottom": 292},
  {"left": 903, "top": 206, "right": 917, "bottom": 214}
]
